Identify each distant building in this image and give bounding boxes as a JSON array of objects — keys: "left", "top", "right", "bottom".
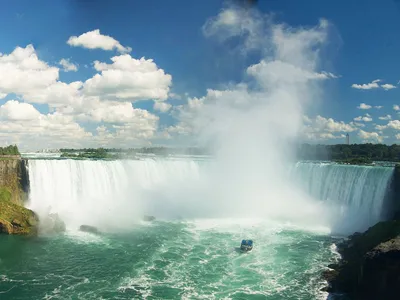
[{"left": 346, "top": 133, "right": 350, "bottom": 145}]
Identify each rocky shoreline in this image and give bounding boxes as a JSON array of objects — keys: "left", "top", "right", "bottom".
[{"left": 322, "top": 220, "right": 400, "bottom": 299}]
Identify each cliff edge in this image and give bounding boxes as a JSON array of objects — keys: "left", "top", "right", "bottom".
[
  {"left": 323, "top": 220, "right": 400, "bottom": 299},
  {"left": 0, "top": 157, "right": 38, "bottom": 235}
]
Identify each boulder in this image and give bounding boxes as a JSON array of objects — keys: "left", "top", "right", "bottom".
[
  {"left": 79, "top": 224, "right": 99, "bottom": 234},
  {"left": 40, "top": 213, "right": 66, "bottom": 234},
  {"left": 143, "top": 215, "right": 156, "bottom": 221},
  {"left": 323, "top": 220, "right": 400, "bottom": 299}
]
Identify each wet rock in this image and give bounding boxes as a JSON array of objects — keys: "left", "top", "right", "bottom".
[
  {"left": 40, "top": 213, "right": 66, "bottom": 234},
  {"left": 0, "top": 219, "right": 13, "bottom": 234},
  {"left": 79, "top": 224, "right": 99, "bottom": 234},
  {"left": 143, "top": 215, "right": 156, "bottom": 221},
  {"left": 11, "top": 218, "right": 23, "bottom": 227},
  {"left": 323, "top": 220, "right": 400, "bottom": 299}
]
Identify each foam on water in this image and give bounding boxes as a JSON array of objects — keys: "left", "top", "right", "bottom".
[{"left": 116, "top": 220, "right": 334, "bottom": 299}]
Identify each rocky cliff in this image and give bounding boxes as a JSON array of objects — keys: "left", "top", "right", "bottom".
[
  {"left": 0, "top": 157, "right": 38, "bottom": 235},
  {"left": 323, "top": 220, "right": 400, "bottom": 299},
  {"left": 0, "top": 157, "right": 29, "bottom": 205}
]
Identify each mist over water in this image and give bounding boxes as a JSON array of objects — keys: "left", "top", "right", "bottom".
[
  {"left": 164, "top": 9, "right": 333, "bottom": 226},
  {"left": 25, "top": 7, "right": 388, "bottom": 236}
]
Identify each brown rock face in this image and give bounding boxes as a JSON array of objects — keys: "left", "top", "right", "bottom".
[
  {"left": 0, "top": 219, "right": 13, "bottom": 234},
  {"left": 0, "top": 199, "right": 39, "bottom": 235}
]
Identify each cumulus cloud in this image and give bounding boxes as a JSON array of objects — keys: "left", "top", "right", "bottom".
[
  {"left": 375, "top": 124, "right": 388, "bottom": 130},
  {"left": 388, "top": 120, "right": 400, "bottom": 130},
  {"left": 83, "top": 54, "right": 172, "bottom": 101},
  {"left": 357, "top": 103, "right": 371, "bottom": 110},
  {"left": 0, "top": 100, "right": 91, "bottom": 149},
  {"left": 379, "top": 115, "right": 391, "bottom": 120},
  {"left": 0, "top": 45, "right": 59, "bottom": 98},
  {"left": 381, "top": 83, "right": 396, "bottom": 90},
  {"left": 59, "top": 58, "right": 78, "bottom": 72},
  {"left": 0, "top": 100, "right": 41, "bottom": 121},
  {"left": 358, "top": 129, "right": 383, "bottom": 143},
  {"left": 354, "top": 114, "right": 372, "bottom": 122},
  {"left": 153, "top": 101, "right": 172, "bottom": 113},
  {"left": 0, "top": 39, "right": 174, "bottom": 149},
  {"left": 67, "top": 29, "right": 131, "bottom": 53},
  {"left": 394, "top": 105, "right": 400, "bottom": 111}
]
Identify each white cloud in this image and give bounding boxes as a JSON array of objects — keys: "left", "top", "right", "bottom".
[
  {"left": 0, "top": 43, "right": 172, "bottom": 149},
  {"left": 300, "top": 116, "right": 356, "bottom": 141},
  {"left": 375, "top": 124, "right": 388, "bottom": 130},
  {"left": 352, "top": 79, "right": 396, "bottom": 91},
  {"left": 0, "top": 101, "right": 91, "bottom": 149},
  {"left": 381, "top": 83, "right": 396, "bottom": 90},
  {"left": 351, "top": 122, "right": 365, "bottom": 128},
  {"left": 153, "top": 101, "right": 172, "bottom": 113},
  {"left": 388, "top": 120, "right": 400, "bottom": 130},
  {"left": 76, "top": 100, "right": 158, "bottom": 124},
  {"left": 357, "top": 103, "right": 371, "bottom": 109},
  {"left": 312, "top": 115, "right": 356, "bottom": 132},
  {"left": 396, "top": 134, "right": 400, "bottom": 140},
  {"left": 24, "top": 81, "right": 83, "bottom": 107},
  {"left": 0, "top": 45, "right": 59, "bottom": 98},
  {"left": 379, "top": 115, "right": 391, "bottom": 120},
  {"left": 358, "top": 129, "right": 383, "bottom": 143},
  {"left": 354, "top": 114, "right": 372, "bottom": 122},
  {"left": 168, "top": 92, "right": 181, "bottom": 100},
  {"left": 0, "top": 100, "right": 40, "bottom": 121},
  {"left": 351, "top": 79, "right": 380, "bottom": 90},
  {"left": 67, "top": 29, "right": 131, "bottom": 53},
  {"left": 394, "top": 105, "right": 400, "bottom": 111},
  {"left": 59, "top": 58, "right": 78, "bottom": 72},
  {"left": 83, "top": 54, "right": 172, "bottom": 101}
]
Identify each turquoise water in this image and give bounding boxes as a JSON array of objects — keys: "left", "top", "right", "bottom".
[{"left": 0, "top": 219, "right": 338, "bottom": 299}]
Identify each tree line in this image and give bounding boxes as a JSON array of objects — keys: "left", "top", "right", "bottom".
[
  {"left": 0, "top": 145, "right": 20, "bottom": 156},
  {"left": 60, "top": 147, "right": 210, "bottom": 156},
  {"left": 297, "top": 143, "right": 400, "bottom": 162}
]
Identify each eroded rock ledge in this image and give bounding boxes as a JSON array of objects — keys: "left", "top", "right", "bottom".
[{"left": 323, "top": 220, "right": 400, "bottom": 299}]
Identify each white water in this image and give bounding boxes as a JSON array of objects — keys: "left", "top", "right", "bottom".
[
  {"left": 26, "top": 159, "right": 394, "bottom": 235},
  {"left": 290, "top": 162, "right": 394, "bottom": 233}
]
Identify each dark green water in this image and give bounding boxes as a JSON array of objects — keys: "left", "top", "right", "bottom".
[{"left": 0, "top": 219, "right": 338, "bottom": 299}]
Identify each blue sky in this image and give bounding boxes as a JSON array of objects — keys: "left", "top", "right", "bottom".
[{"left": 1, "top": 0, "right": 400, "bottom": 150}]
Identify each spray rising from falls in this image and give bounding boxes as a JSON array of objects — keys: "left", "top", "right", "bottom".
[{"left": 26, "top": 159, "right": 394, "bottom": 234}]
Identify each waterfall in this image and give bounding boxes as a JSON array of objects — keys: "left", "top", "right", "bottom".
[
  {"left": 26, "top": 159, "right": 394, "bottom": 234},
  {"left": 290, "top": 162, "right": 394, "bottom": 233},
  {"left": 26, "top": 159, "right": 201, "bottom": 231}
]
